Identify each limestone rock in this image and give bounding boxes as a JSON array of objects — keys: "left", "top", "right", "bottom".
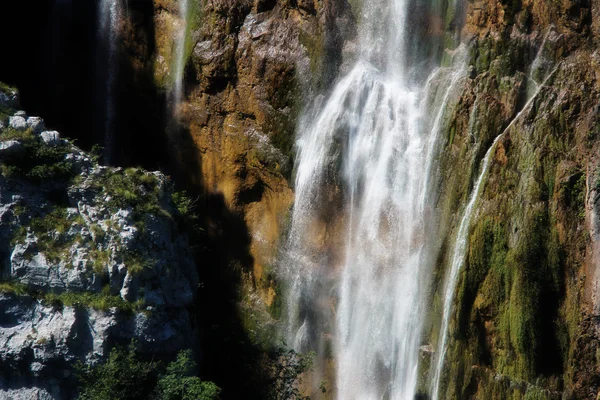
[
  {"left": 0, "top": 88, "right": 18, "bottom": 109},
  {"left": 0, "top": 118, "right": 199, "bottom": 398},
  {"left": 8, "top": 115, "right": 27, "bottom": 130},
  {"left": 40, "top": 130, "right": 60, "bottom": 144},
  {"left": 0, "top": 140, "right": 23, "bottom": 157},
  {"left": 27, "top": 116, "right": 45, "bottom": 133}
]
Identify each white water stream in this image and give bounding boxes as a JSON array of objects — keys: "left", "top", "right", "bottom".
[
  {"left": 173, "top": 0, "right": 190, "bottom": 108},
  {"left": 98, "top": 0, "right": 121, "bottom": 164},
  {"left": 282, "top": 0, "right": 467, "bottom": 397}
]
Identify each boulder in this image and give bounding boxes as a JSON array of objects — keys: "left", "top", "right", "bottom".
[
  {"left": 8, "top": 116, "right": 27, "bottom": 131},
  {"left": 27, "top": 117, "right": 46, "bottom": 133},
  {"left": 40, "top": 131, "right": 60, "bottom": 144},
  {"left": 0, "top": 89, "right": 18, "bottom": 108}
]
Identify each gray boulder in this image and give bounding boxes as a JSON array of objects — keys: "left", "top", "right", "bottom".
[
  {"left": 27, "top": 117, "right": 46, "bottom": 133},
  {"left": 0, "top": 89, "right": 18, "bottom": 108},
  {"left": 40, "top": 131, "right": 60, "bottom": 144},
  {"left": 9, "top": 116, "right": 27, "bottom": 131}
]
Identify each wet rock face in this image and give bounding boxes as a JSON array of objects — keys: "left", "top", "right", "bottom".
[
  {"left": 0, "top": 88, "right": 198, "bottom": 398},
  {"left": 427, "top": 0, "right": 600, "bottom": 397}
]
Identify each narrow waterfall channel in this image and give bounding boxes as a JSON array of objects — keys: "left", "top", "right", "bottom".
[
  {"left": 281, "top": 0, "right": 467, "bottom": 397},
  {"left": 98, "top": 0, "right": 121, "bottom": 164},
  {"left": 172, "top": 0, "right": 190, "bottom": 109}
]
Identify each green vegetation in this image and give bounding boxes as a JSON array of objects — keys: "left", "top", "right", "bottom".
[
  {"left": 121, "top": 251, "right": 154, "bottom": 275},
  {"left": 156, "top": 350, "right": 221, "bottom": 400},
  {"left": 0, "top": 130, "right": 76, "bottom": 182},
  {"left": 11, "top": 207, "right": 84, "bottom": 262},
  {"left": 89, "top": 247, "right": 112, "bottom": 275},
  {"left": 265, "top": 348, "right": 313, "bottom": 400},
  {"left": 0, "top": 81, "right": 16, "bottom": 95},
  {"left": 89, "top": 144, "right": 104, "bottom": 164},
  {"left": 77, "top": 343, "right": 160, "bottom": 400},
  {"left": 0, "top": 127, "right": 34, "bottom": 141},
  {"left": 171, "top": 190, "right": 198, "bottom": 221},
  {"left": 0, "top": 282, "right": 141, "bottom": 312},
  {"left": 0, "top": 281, "right": 28, "bottom": 296},
  {"left": 44, "top": 287, "right": 142, "bottom": 312},
  {"left": 558, "top": 170, "right": 586, "bottom": 221},
  {"left": 0, "top": 82, "right": 17, "bottom": 120},
  {"left": 88, "top": 168, "right": 163, "bottom": 229},
  {"left": 77, "top": 344, "right": 220, "bottom": 400}
]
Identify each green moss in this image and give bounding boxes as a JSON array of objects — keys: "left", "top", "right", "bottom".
[
  {"left": 299, "top": 28, "right": 326, "bottom": 89},
  {"left": 264, "top": 274, "right": 283, "bottom": 321},
  {"left": 44, "top": 287, "right": 142, "bottom": 312},
  {"left": 0, "top": 282, "right": 141, "bottom": 312}
]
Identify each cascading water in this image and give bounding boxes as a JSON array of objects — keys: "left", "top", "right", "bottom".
[
  {"left": 98, "top": 0, "right": 121, "bottom": 164},
  {"left": 281, "top": 0, "right": 467, "bottom": 397}
]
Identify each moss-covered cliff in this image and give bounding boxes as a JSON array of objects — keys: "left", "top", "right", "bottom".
[{"left": 427, "top": 0, "right": 600, "bottom": 396}]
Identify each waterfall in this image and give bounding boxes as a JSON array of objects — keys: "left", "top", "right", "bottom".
[
  {"left": 98, "top": 0, "right": 121, "bottom": 164},
  {"left": 172, "top": 0, "right": 191, "bottom": 111},
  {"left": 429, "top": 63, "right": 559, "bottom": 400},
  {"left": 281, "top": 0, "right": 467, "bottom": 397}
]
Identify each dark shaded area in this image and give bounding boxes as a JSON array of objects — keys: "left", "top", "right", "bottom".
[
  {"left": 0, "top": 0, "right": 168, "bottom": 170},
  {"left": 170, "top": 121, "right": 284, "bottom": 398},
  {"left": 0, "top": 1, "right": 99, "bottom": 148},
  {"left": 111, "top": 1, "right": 169, "bottom": 169}
]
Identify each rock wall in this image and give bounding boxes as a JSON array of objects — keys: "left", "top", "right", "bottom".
[{"left": 427, "top": 0, "right": 600, "bottom": 396}]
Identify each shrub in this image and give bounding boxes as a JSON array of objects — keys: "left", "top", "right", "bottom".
[
  {"left": 77, "top": 345, "right": 220, "bottom": 400},
  {"left": 0, "top": 134, "right": 76, "bottom": 182},
  {"left": 155, "top": 350, "right": 221, "bottom": 400},
  {"left": 77, "top": 343, "right": 159, "bottom": 400},
  {"left": 171, "top": 191, "right": 198, "bottom": 221}
]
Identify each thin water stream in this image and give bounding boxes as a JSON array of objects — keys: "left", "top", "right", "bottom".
[
  {"left": 173, "top": 0, "right": 190, "bottom": 108},
  {"left": 98, "top": 0, "right": 121, "bottom": 164}
]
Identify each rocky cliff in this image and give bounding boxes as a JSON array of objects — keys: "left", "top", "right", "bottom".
[{"left": 0, "top": 85, "right": 199, "bottom": 398}]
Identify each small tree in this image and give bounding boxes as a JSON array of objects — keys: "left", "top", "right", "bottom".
[
  {"left": 77, "top": 343, "right": 158, "bottom": 400},
  {"left": 77, "top": 345, "right": 220, "bottom": 400},
  {"left": 155, "top": 350, "right": 221, "bottom": 400}
]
